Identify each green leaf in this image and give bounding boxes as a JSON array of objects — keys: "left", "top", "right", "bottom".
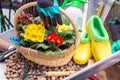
[
  {"left": 59, "top": 30, "right": 74, "bottom": 37},
  {"left": 64, "top": 37, "right": 74, "bottom": 44},
  {"left": 62, "top": 16, "right": 70, "bottom": 25},
  {"left": 22, "top": 25, "right": 28, "bottom": 31},
  {"left": 20, "top": 33, "right": 24, "bottom": 37},
  {"left": 44, "top": 49, "right": 52, "bottom": 55},
  {"left": 36, "top": 43, "right": 50, "bottom": 49},
  {"left": 62, "top": 41, "right": 66, "bottom": 45},
  {"left": 25, "top": 39, "right": 33, "bottom": 44},
  {"left": 30, "top": 43, "right": 39, "bottom": 49},
  {"left": 55, "top": 48, "right": 62, "bottom": 56},
  {"left": 21, "top": 40, "right": 29, "bottom": 47},
  {"left": 21, "top": 39, "right": 33, "bottom": 47},
  {"left": 16, "top": 24, "right": 22, "bottom": 30},
  {"left": 78, "top": 29, "right": 82, "bottom": 32},
  {"left": 47, "top": 25, "right": 57, "bottom": 33},
  {"left": 45, "top": 29, "right": 50, "bottom": 38},
  {"left": 59, "top": 30, "right": 75, "bottom": 45}
]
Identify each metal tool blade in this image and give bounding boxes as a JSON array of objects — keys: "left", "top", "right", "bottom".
[{"left": 0, "top": 47, "right": 16, "bottom": 61}]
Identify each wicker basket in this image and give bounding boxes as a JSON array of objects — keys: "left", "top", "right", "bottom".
[{"left": 14, "top": 2, "right": 78, "bottom": 67}]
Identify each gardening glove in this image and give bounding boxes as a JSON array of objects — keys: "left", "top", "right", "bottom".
[
  {"left": 36, "top": 0, "right": 62, "bottom": 26},
  {"left": 109, "top": 18, "right": 120, "bottom": 52},
  {"left": 108, "top": 17, "right": 120, "bottom": 41},
  {"left": 10, "top": 36, "right": 21, "bottom": 45},
  {"left": 112, "top": 40, "right": 120, "bottom": 54},
  {"left": 112, "top": 42, "right": 117, "bottom": 53}
]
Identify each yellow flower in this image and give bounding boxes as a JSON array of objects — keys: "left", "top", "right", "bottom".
[
  {"left": 58, "top": 24, "right": 72, "bottom": 32},
  {"left": 23, "top": 24, "right": 45, "bottom": 42}
]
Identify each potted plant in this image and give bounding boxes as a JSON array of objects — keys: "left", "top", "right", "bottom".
[{"left": 12, "top": 2, "right": 78, "bottom": 67}]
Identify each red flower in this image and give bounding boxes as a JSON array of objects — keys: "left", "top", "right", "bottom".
[
  {"left": 18, "top": 14, "right": 23, "bottom": 19},
  {"left": 17, "top": 20, "right": 22, "bottom": 24},
  {"left": 44, "top": 21, "right": 48, "bottom": 25},
  {"left": 47, "top": 33, "right": 56, "bottom": 42},
  {"left": 26, "top": 20, "right": 31, "bottom": 24},
  {"left": 56, "top": 36, "right": 63, "bottom": 46},
  {"left": 25, "top": 13, "right": 30, "bottom": 18},
  {"left": 46, "top": 33, "right": 63, "bottom": 46}
]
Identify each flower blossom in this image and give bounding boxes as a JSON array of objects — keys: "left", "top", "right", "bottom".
[
  {"left": 58, "top": 24, "right": 72, "bottom": 32},
  {"left": 24, "top": 24, "right": 45, "bottom": 42},
  {"left": 47, "top": 33, "right": 63, "bottom": 46}
]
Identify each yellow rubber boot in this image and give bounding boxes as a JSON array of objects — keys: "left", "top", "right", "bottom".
[
  {"left": 73, "top": 32, "right": 92, "bottom": 65},
  {"left": 86, "top": 15, "right": 112, "bottom": 61}
]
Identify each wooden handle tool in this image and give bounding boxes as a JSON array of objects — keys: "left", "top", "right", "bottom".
[
  {"left": 87, "top": 59, "right": 96, "bottom": 66},
  {"left": 46, "top": 59, "right": 94, "bottom": 77},
  {"left": 26, "top": 71, "right": 76, "bottom": 77},
  {"left": 47, "top": 59, "right": 95, "bottom": 77},
  {"left": 0, "top": 39, "right": 10, "bottom": 51},
  {"left": 46, "top": 71, "right": 76, "bottom": 77},
  {"left": 97, "top": 2, "right": 104, "bottom": 17}
]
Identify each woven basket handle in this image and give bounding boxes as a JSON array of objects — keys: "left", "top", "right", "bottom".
[{"left": 14, "top": 2, "right": 78, "bottom": 47}]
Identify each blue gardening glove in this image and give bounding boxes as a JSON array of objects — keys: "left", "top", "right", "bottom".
[
  {"left": 115, "top": 40, "right": 120, "bottom": 50},
  {"left": 108, "top": 17, "right": 118, "bottom": 24},
  {"left": 112, "top": 40, "right": 120, "bottom": 54},
  {"left": 112, "top": 42, "right": 117, "bottom": 53},
  {"left": 37, "top": 0, "right": 62, "bottom": 26},
  {"left": 10, "top": 36, "right": 21, "bottom": 45}
]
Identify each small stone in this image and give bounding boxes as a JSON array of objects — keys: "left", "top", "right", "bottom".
[
  {"left": 37, "top": 76, "right": 46, "bottom": 80},
  {"left": 51, "top": 76, "right": 56, "bottom": 80}
]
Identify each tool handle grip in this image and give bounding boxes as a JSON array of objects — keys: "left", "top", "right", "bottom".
[
  {"left": 47, "top": 71, "right": 76, "bottom": 76},
  {"left": 97, "top": 3, "right": 104, "bottom": 17},
  {"left": 87, "top": 59, "right": 95, "bottom": 66},
  {"left": 0, "top": 39, "right": 10, "bottom": 51}
]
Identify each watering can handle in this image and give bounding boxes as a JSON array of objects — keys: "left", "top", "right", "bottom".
[{"left": 60, "top": 0, "right": 69, "bottom": 9}]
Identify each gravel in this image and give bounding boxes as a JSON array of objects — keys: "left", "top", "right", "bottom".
[{"left": 5, "top": 52, "right": 85, "bottom": 80}]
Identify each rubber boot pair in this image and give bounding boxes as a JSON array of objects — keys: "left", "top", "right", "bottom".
[
  {"left": 108, "top": 18, "right": 120, "bottom": 53},
  {"left": 73, "top": 15, "right": 112, "bottom": 64}
]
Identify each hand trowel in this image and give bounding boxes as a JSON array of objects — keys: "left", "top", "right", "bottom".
[{"left": 0, "top": 38, "right": 16, "bottom": 61}]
